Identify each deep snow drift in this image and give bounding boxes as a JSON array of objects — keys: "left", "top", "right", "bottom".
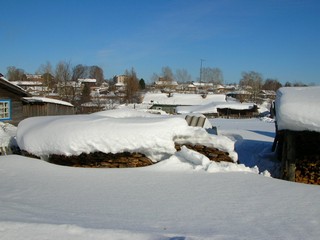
[
  {"left": 1, "top": 110, "right": 320, "bottom": 240},
  {"left": 16, "top": 109, "right": 237, "bottom": 162}
]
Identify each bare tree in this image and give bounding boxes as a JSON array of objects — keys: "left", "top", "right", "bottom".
[
  {"left": 89, "top": 65, "right": 104, "bottom": 86},
  {"left": 55, "top": 61, "right": 73, "bottom": 101},
  {"left": 161, "top": 66, "right": 174, "bottom": 82},
  {"left": 239, "top": 71, "right": 264, "bottom": 102},
  {"left": 262, "top": 78, "right": 282, "bottom": 91},
  {"left": 6, "top": 66, "right": 26, "bottom": 81},
  {"left": 202, "top": 67, "right": 223, "bottom": 85},
  {"left": 37, "top": 61, "right": 56, "bottom": 90},
  {"left": 239, "top": 71, "right": 263, "bottom": 91},
  {"left": 175, "top": 68, "right": 192, "bottom": 83},
  {"left": 151, "top": 73, "right": 159, "bottom": 83},
  {"left": 124, "top": 68, "right": 140, "bottom": 103},
  {"left": 72, "top": 64, "right": 89, "bottom": 82}
]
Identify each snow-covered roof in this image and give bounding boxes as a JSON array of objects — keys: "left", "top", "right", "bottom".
[
  {"left": 22, "top": 97, "right": 74, "bottom": 107},
  {"left": 259, "top": 90, "right": 276, "bottom": 95},
  {"left": 155, "top": 80, "right": 178, "bottom": 86},
  {"left": 227, "top": 90, "right": 252, "bottom": 95},
  {"left": 0, "top": 76, "right": 30, "bottom": 96},
  {"left": 275, "top": 86, "right": 320, "bottom": 132},
  {"left": 177, "top": 101, "right": 256, "bottom": 114},
  {"left": 78, "top": 78, "right": 97, "bottom": 83},
  {"left": 143, "top": 93, "right": 226, "bottom": 106},
  {"left": 10, "top": 81, "right": 43, "bottom": 86},
  {"left": 192, "top": 82, "right": 214, "bottom": 87}
]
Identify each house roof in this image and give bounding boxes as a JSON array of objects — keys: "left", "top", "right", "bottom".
[
  {"left": 259, "top": 90, "right": 276, "bottom": 95},
  {"left": 0, "top": 76, "right": 31, "bottom": 97},
  {"left": 22, "top": 97, "right": 74, "bottom": 107},
  {"left": 143, "top": 93, "right": 226, "bottom": 106},
  {"left": 275, "top": 86, "right": 320, "bottom": 132},
  {"left": 78, "top": 78, "right": 97, "bottom": 83}
]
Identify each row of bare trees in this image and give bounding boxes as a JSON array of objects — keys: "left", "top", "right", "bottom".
[{"left": 151, "top": 66, "right": 224, "bottom": 85}]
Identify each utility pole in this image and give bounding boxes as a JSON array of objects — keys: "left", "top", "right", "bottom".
[{"left": 200, "top": 59, "right": 205, "bottom": 84}]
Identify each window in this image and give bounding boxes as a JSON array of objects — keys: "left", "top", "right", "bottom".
[{"left": 0, "top": 99, "right": 11, "bottom": 120}]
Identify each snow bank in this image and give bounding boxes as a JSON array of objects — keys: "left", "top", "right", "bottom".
[
  {"left": 143, "top": 92, "right": 226, "bottom": 105},
  {"left": 16, "top": 109, "right": 237, "bottom": 162},
  {"left": 177, "top": 101, "right": 255, "bottom": 114},
  {"left": 153, "top": 146, "right": 256, "bottom": 173},
  {"left": 1, "top": 155, "right": 320, "bottom": 240},
  {"left": 0, "top": 122, "right": 17, "bottom": 148},
  {"left": 275, "top": 86, "right": 320, "bottom": 132}
]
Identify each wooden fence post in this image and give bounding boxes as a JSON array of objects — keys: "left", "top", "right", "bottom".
[{"left": 286, "top": 131, "right": 296, "bottom": 181}]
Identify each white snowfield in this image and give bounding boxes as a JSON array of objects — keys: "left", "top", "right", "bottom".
[
  {"left": 1, "top": 109, "right": 320, "bottom": 240},
  {"left": 16, "top": 109, "right": 237, "bottom": 162},
  {"left": 275, "top": 86, "right": 320, "bottom": 132}
]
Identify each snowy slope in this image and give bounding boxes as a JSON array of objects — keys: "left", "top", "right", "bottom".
[
  {"left": 1, "top": 155, "right": 320, "bottom": 240},
  {"left": 1, "top": 117, "right": 320, "bottom": 240}
]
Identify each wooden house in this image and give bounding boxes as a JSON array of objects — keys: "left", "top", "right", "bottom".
[
  {"left": 226, "top": 90, "right": 252, "bottom": 102},
  {"left": 0, "top": 75, "right": 31, "bottom": 125},
  {"left": 22, "top": 97, "right": 75, "bottom": 117},
  {"left": 217, "top": 104, "right": 258, "bottom": 118},
  {"left": 273, "top": 87, "right": 320, "bottom": 184}
]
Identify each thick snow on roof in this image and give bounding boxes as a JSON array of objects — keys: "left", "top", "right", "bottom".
[
  {"left": 177, "top": 101, "right": 255, "bottom": 114},
  {"left": 22, "top": 97, "right": 74, "bottom": 107},
  {"left": 16, "top": 109, "right": 237, "bottom": 161},
  {"left": 143, "top": 92, "right": 226, "bottom": 105},
  {"left": 275, "top": 86, "right": 320, "bottom": 132},
  {"left": 0, "top": 76, "right": 28, "bottom": 93}
]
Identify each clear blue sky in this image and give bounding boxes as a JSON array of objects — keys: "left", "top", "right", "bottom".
[{"left": 1, "top": 0, "right": 319, "bottom": 84}]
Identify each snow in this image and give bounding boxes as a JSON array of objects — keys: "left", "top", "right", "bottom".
[
  {"left": 142, "top": 92, "right": 226, "bottom": 105},
  {"left": 16, "top": 109, "right": 237, "bottom": 162},
  {"left": 177, "top": 101, "right": 255, "bottom": 115},
  {"left": 275, "top": 86, "right": 320, "bottom": 132},
  {"left": 0, "top": 122, "right": 17, "bottom": 148},
  {"left": 1, "top": 109, "right": 320, "bottom": 239},
  {"left": 22, "top": 97, "right": 74, "bottom": 107},
  {"left": 1, "top": 153, "right": 319, "bottom": 240}
]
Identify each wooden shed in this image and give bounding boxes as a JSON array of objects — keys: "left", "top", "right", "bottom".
[
  {"left": 217, "top": 105, "right": 258, "bottom": 118},
  {"left": 0, "top": 75, "right": 31, "bottom": 126},
  {"left": 22, "top": 97, "right": 75, "bottom": 117},
  {"left": 273, "top": 87, "right": 320, "bottom": 184}
]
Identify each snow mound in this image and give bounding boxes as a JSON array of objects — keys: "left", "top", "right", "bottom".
[
  {"left": 0, "top": 122, "right": 17, "bottom": 149},
  {"left": 16, "top": 109, "right": 237, "bottom": 162},
  {"left": 153, "top": 146, "right": 256, "bottom": 173},
  {"left": 276, "top": 86, "right": 320, "bottom": 132}
]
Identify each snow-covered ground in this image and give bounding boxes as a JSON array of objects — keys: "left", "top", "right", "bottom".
[{"left": 1, "top": 113, "right": 319, "bottom": 240}]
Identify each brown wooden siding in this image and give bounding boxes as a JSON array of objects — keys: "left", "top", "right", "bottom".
[
  {"left": 23, "top": 103, "right": 75, "bottom": 117},
  {"left": 0, "top": 88, "right": 26, "bottom": 125}
]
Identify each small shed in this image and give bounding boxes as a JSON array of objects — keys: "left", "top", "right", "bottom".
[
  {"left": 22, "top": 97, "right": 75, "bottom": 117},
  {"left": 217, "top": 104, "right": 258, "bottom": 118},
  {"left": 0, "top": 75, "right": 31, "bottom": 125},
  {"left": 274, "top": 87, "right": 320, "bottom": 184}
]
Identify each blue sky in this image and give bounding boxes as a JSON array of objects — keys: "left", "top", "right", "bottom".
[{"left": 1, "top": 0, "right": 319, "bottom": 84}]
